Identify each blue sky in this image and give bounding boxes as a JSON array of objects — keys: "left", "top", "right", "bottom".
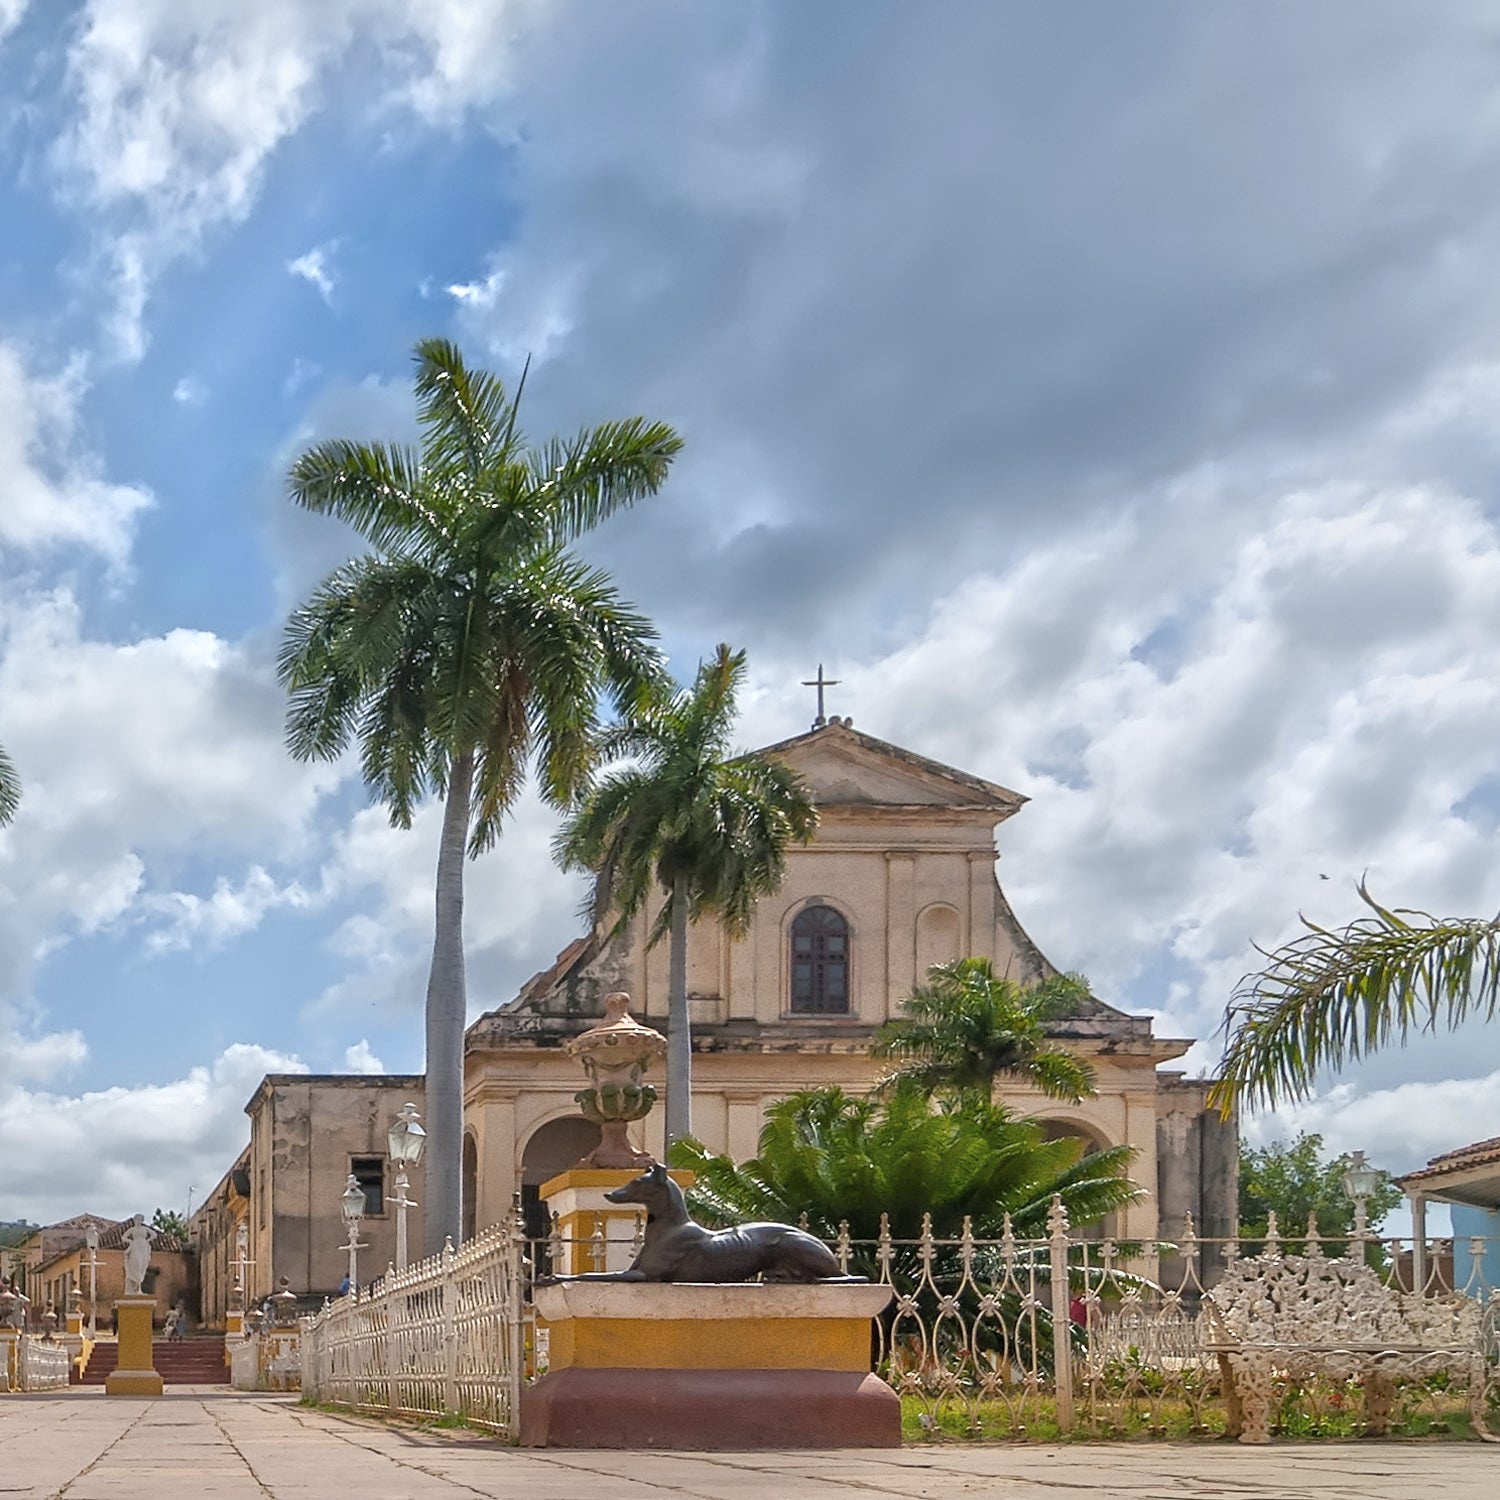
[{"left": 2, "top": 1, "right": 1500, "bottom": 1225}]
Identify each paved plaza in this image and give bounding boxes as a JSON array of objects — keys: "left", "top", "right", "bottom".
[{"left": 1, "top": 1388, "right": 1496, "bottom": 1499}]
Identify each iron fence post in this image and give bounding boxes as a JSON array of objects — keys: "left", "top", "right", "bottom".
[{"left": 1048, "top": 1194, "right": 1074, "bottom": 1434}]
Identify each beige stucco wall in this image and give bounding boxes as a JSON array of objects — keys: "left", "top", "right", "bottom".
[
  {"left": 465, "top": 1046, "right": 1166, "bottom": 1245},
  {"left": 245, "top": 1076, "right": 426, "bottom": 1301}
]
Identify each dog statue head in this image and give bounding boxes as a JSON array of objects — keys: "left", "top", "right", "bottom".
[{"left": 603, "top": 1160, "right": 679, "bottom": 1210}]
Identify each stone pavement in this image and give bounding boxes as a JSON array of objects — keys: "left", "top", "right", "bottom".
[{"left": 0, "top": 1387, "right": 1495, "bottom": 1499}]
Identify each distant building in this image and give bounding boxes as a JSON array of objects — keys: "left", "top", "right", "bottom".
[
  {"left": 192, "top": 1074, "right": 427, "bottom": 1324},
  {"left": 27, "top": 1217, "right": 191, "bottom": 1330}
]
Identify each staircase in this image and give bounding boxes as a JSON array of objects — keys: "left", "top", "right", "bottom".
[{"left": 79, "top": 1336, "right": 228, "bottom": 1387}]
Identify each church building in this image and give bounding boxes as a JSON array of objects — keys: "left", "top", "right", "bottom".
[{"left": 462, "top": 716, "right": 1237, "bottom": 1249}]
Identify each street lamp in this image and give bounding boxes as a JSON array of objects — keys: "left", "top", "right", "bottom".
[
  {"left": 387, "top": 1102, "right": 426, "bottom": 1272},
  {"left": 1341, "top": 1149, "right": 1381, "bottom": 1242},
  {"left": 340, "top": 1173, "right": 368, "bottom": 1293},
  {"left": 83, "top": 1225, "right": 100, "bottom": 1338}
]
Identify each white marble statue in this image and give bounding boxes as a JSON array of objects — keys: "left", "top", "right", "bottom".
[{"left": 122, "top": 1214, "right": 152, "bottom": 1297}]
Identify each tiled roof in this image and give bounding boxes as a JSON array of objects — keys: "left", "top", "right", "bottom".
[
  {"left": 1401, "top": 1135, "right": 1500, "bottom": 1184},
  {"left": 93, "top": 1219, "right": 187, "bottom": 1252}
]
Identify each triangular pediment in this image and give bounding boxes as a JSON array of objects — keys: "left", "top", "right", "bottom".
[{"left": 759, "top": 721, "right": 1026, "bottom": 817}]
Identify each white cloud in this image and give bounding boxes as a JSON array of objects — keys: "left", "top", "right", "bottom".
[
  {"left": 1247, "top": 1069, "right": 1500, "bottom": 1177},
  {"left": 142, "top": 865, "right": 311, "bottom": 955},
  {"left": 447, "top": 259, "right": 577, "bottom": 365},
  {"left": 51, "top": 0, "right": 543, "bottom": 357},
  {"left": 0, "top": 587, "right": 344, "bottom": 1005},
  {"left": 309, "top": 784, "right": 584, "bottom": 1021},
  {"left": 343, "top": 1039, "right": 385, "bottom": 1075},
  {"left": 0, "top": 341, "right": 152, "bottom": 566},
  {"left": 7, "top": 1027, "right": 88, "bottom": 1085},
  {"left": 0, "top": 0, "right": 27, "bottom": 47},
  {"left": 287, "top": 242, "right": 337, "bottom": 303},
  {"left": 171, "top": 374, "right": 206, "bottom": 405},
  {"left": 0, "top": 1042, "right": 307, "bottom": 1223}
]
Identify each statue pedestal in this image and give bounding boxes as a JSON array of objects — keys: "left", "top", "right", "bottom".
[
  {"left": 520, "top": 1282, "right": 899, "bottom": 1449},
  {"left": 538, "top": 1168, "right": 693, "bottom": 1276},
  {"left": 105, "top": 1297, "right": 163, "bottom": 1397}
]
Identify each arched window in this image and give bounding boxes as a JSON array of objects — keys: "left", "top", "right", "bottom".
[{"left": 790, "top": 904, "right": 850, "bottom": 1014}]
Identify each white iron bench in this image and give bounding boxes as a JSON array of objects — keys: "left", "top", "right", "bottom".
[{"left": 1200, "top": 1251, "right": 1491, "bottom": 1444}]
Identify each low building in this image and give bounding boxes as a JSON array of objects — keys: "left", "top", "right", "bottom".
[
  {"left": 1397, "top": 1135, "right": 1500, "bottom": 1294},
  {"left": 31, "top": 1219, "right": 192, "bottom": 1330},
  {"left": 191, "top": 1149, "right": 251, "bottom": 1331},
  {"left": 6, "top": 1214, "right": 114, "bottom": 1306}
]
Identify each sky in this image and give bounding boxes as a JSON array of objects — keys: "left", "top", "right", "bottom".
[{"left": 2, "top": 1, "right": 1499, "bottom": 1229}]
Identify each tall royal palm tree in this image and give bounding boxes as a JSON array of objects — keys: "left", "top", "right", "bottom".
[
  {"left": 0, "top": 742, "right": 18, "bottom": 826},
  {"left": 556, "top": 644, "right": 818, "bottom": 1144},
  {"left": 874, "top": 958, "right": 1097, "bottom": 1104},
  {"left": 1211, "top": 882, "right": 1500, "bottom": 1112},
  {"left": 279, "top": 338, "right": 681, "bottom": 1253}
]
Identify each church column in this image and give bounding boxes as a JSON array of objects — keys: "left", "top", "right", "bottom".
[
  {"left": 885, "top": 852, "right": 916, "bottom": 1017},
  {"left": 474, "top": 1092, "right": 516, "bottom": 1234},
  {"left": 966, "top": 849, "right": 995, "bottom": 958}
]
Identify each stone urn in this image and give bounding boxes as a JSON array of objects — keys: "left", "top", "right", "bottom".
[{"left": 566, "top": 992, "right": 668, "bottom": 1169}]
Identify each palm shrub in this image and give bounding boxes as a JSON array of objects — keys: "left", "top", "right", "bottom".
[
  {"left": 873, "top": 958, "right": 1097, "bottom": 1104},
  {"left": 671, "top": 1083, "right": 1137, "bottom": 1267},
  {"left": 556, "top": 644, "right": 817, "bottom": 1143},
  {"left": 279, "top": 338, "right": 680, "bottom": 1251}
]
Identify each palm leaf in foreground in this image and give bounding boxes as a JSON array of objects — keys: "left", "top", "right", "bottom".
[
  {"left": 1211, "top": 881, "right": 1500, "bottom": 1114},
  {"left": 0, "top": 741, "right": 17, "bottom": 825}
]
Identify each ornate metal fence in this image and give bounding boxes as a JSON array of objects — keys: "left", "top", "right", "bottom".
[
  {"left": 12, "top": 1334, "right": 70, "bottom": 1392},
  {"left": 301, "top": 1197, "right": 1498, "bottom": 1444},
  {"left": 851, "top": 1205, "right": 1500, "bottom": 1441},
  {"left": 300, "top": 1212, "right": 525, "bottom": 1437}
]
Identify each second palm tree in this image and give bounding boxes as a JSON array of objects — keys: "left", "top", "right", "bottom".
[{"left": 557, "top": 645, "right": 818, "bottom": 1144}]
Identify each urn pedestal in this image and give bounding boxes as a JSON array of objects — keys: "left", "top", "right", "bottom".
[
  {"left": 105, "top": 1297, "right": 163, "bottom": 1396},
  {"left": 521, "top": 1282, "right": 899, "bottom": 1449}
]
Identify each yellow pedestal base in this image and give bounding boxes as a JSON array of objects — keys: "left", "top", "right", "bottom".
[{"left": 105, "top": 1297, "right": 163, "bottom": 1397}]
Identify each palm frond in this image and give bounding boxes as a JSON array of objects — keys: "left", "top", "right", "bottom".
[
  {"left": 287, "top": 440, "right": 442, "bottom": 554},
  {"left": 1211, "top": 881, "right": 1500, "bottom": 1113},
  {"left": 529, "top": 418, "right": 683, "bottom": 543},
  {"left": 0, "top": 741, "right": 19, "bottom": 826}
]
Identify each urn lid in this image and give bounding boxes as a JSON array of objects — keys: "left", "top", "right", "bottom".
[{"left": 566, "top": 991, "right": 667, "bottom": 1065}]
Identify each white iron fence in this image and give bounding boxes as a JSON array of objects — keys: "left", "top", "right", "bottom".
[
  {"left": 299, "top": 1199, "right": 1500, "bottom": 1444},
  {"left": 300, "top": 1213, "right": 525, "bottom": 1435},
  {"left": 4, "top": 1333, "right": 71, "bottom": 1392}
]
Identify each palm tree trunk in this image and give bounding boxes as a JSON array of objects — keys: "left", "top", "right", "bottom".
[
  {"left": 423, "top": 750, "right": 473, "bottom": 1256},
  {"left": 664, "top": 874, "right": 692, "bottom": 1146}
]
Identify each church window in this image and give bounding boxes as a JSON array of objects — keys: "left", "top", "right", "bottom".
[{"left": 790, "top": 904, "right": 850, "bottom": 1014}]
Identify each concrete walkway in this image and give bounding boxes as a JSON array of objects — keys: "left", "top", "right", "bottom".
[{"left": 0, "top": 1387, "right": 1494, "bottom": 1498}]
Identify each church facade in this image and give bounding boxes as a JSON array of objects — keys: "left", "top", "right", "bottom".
[{"left": 463, "top": 717, "right": 1237, "bottom": 1247}]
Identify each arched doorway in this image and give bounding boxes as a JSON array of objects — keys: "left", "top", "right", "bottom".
[
  {"left": 461, "top": 1132, "right": 478, "bottom": 1242},
  {"left": 1039, "top": 1119, "right": 1118, "bottom": 1241},
  {"left": 519, "top": 1116, "right": 602, "bottom": 1241}
]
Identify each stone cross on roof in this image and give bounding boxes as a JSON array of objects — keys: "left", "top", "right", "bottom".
[{"left": 801, "top": 663, "right": 841, "bottom": 728}]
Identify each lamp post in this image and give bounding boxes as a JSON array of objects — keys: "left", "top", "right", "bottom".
[
  {"left": 83, "top": 1225, "right": 100, "bottom": 1338},
  {"left": 340, "top": 1174, "right": 368, "bottom": 1292},
  {"left": 1341, "top": 1149, "right": 1381, "bottom": 1244},
  {"left": 387, "top": 1102, "right": 426, "bottom": 1272}
]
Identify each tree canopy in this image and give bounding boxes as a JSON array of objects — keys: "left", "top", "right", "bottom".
[
  {"left": 873, "top": 958, "right": 1096, "bottom": 1104},
  {"left": 280, "top": 337, "right": 681, "bottom": 1249},
  {"left": 1239, "top": 1131, "right": 1402, "bottom": 1242}
]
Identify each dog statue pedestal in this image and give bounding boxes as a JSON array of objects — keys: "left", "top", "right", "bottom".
[
  {"left": 105, "top": 1297, "right": 163, "bottom": 1396},
  {"left": 521, "top": 1282, "right": 899, "bottom": 1449},
  {"left": 538, "top": 1168, "right": 694, "bottom": 1276}
]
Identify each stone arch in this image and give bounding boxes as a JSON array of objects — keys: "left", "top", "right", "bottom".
[
  {"left": 1038, "top": 1117, "right": 1118, "bottom": 1241},
  {"left": 915, "top": 901, "right": 962, "bottom": 979},
  {"left": 518, "top": 1114, "right": 603, "bottom": 1241}
]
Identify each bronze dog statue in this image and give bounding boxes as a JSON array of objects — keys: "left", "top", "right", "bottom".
[{"left": 550, "top": 1162, "right": 861, "bottom": 1283}]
